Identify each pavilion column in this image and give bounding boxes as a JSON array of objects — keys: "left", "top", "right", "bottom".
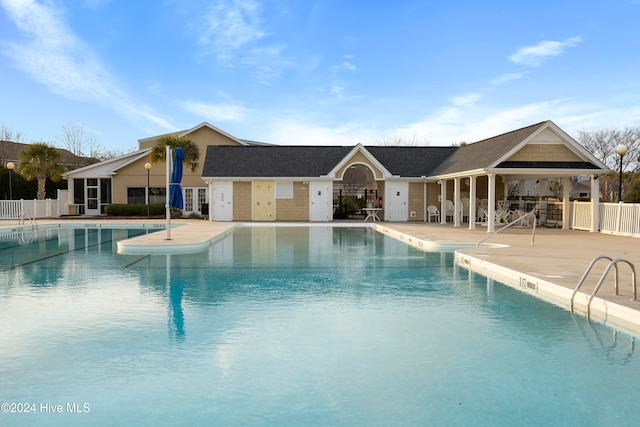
[
  {"left": 440, "top": 180, "right": 447, "bottom": 224},
  {"left": 453, "top": 177, "right": 461, "bottom": 227},
  {"left": 468, "top": 176, "right": 477, "bottom": 230},
  {"left": 562, "top": 176, "right": 571, "bottom": 229},
  {"left": 487, "top": 174, "right": 496, "bottom": 233},
  {"left": 590, "top": 175, "right": 600, "bottom": 232}
]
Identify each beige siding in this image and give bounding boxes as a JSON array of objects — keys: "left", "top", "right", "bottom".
[
  {"left": 276, "top": 182, "right": 309, "bottom": 220},
  {"left": 335, "top": 151, "right": 384, "bottom": 180},
  {"left": 138, "top": 125, "right": 242, "bottom": 150},
  {"left": 233, "top": 182, "right": 252, "bottom": 221},
  {"left": 120, "top": 125, "right": 243, "bottom": 205},
  {"left": 408, "top": 182, "right": 425, "bottom": 221},
  {"left": 507, "top": 144, "right": 582, "bottom": 162}
]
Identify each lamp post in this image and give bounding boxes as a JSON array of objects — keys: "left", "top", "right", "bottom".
[
  {"left": 145, "top": 162, "right": 152, "bottom": 217},
  {"left": 615, "top": 144, "right": 628, "bottom": 202},
  {"left": 7, "top": 162, "right": 15, "bottom": 200}
]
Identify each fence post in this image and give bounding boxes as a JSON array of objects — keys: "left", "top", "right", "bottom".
[{"left": 616, "top": 201, "right": 623, "bottom": 234}]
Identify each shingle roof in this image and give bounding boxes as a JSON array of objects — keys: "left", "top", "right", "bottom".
[
  {"left": 430, "top": 121, "right": 549, "bottom": 176},
  {"left": 202, "top": 145, "right": 460, "bottom": 178},
  {"left": 202, "top": 145, "right": 354, "bottom": 177},
  {"left": 364, "top": 146, "right": 458, "bottom": 177}
]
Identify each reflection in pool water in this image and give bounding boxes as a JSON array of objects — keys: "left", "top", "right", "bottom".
[{"left": 0, "top": 226, "right": 638, "bottom": 426}]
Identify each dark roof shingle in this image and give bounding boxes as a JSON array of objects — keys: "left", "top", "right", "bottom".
[
  {"left": 430, "top": 121, "right": 548, "bottom": 176},
  {"left": 202, "top": 145, "right": 354, "bottom": 177}
]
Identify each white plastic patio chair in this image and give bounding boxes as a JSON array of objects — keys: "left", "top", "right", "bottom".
[{"left": 427, "top": 205, "right": 440, "bottom": 222}]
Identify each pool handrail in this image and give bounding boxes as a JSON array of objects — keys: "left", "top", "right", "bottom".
[
  {"left": 476, "top": 211, "right": 537, "bottom": 248},
  {"left": 571, "top": 255, "right": 616, "bottom": 313},
  {"left": 18, "top": 211, "right": 38, "bottom": 230},
  {"left": 586, "top": 258, "right": 637, "bottom": 320}
]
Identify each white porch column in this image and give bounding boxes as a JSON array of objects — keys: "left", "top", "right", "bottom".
[
  {"left": 453, "top": 177, "right": 461, "bottom": 227},
  {"left": 487, "top": 174, "right": 496, "bottom": 233},
  {"left": 468, "top": 176, "right": 477, "bottom": 230},
  {"left": 440, "top": 180, "right": 447, "bottom": 224},
  {"left": 591, "top": 175, "right": 600, "bottom": 232},
  {"left": 562, "top": 176, "right": 571, "bottom": 229}
]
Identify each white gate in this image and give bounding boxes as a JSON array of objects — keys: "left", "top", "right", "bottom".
[
  {"left": 211, "top": 181, "right": 233, "bottom": 221},
  {"left": 309, "top": 181, "right": 333, "bottom": 221},
  {"left": 385, "top": 181, "right": 408, "bottom": 221}
]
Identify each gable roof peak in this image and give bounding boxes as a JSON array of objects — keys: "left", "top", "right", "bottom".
[{"left": 472, "top": 120, "right": 550, "bottom": 145}]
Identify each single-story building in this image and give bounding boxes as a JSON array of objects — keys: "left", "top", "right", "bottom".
[{"left": 62, "top": 120, "right": 609, "bottom": 232}]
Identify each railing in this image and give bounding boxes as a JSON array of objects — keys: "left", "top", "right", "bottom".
[
  {"left": 586, "top": 258, "right": 636, "bottom": 320},
  {"left": 572, "top": 201, "right": 640, "bottom": 237},
  {"left": 0, "top": 200, "right": 22, "bottom": 219},
  {"left": 0, "top": 198, "right": 62, "bottom": 219},
  {"left": 571, "top": 255, "right": 637, "bottom": 320},
  {"left": 572, "top": 201, "right": 592, "bottom": 231},
  {"left": 476, "top": 212, "right": 537, "bottom": 248},
  {"left": 18, "top": 211, "right": 38, "bottom": 229},
  {"left": 570, "top": 255, "right": 616, "bottom": 312}
]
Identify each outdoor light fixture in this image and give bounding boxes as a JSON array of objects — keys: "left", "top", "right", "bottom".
[
  {"left": 7, "top": 161, "right": 15, "bottom": 200},
  {"left": 145, "top": 162, "right": 152, "bottom": 217},
  {"left": 615, "top": 144, "right": 628, "bottom": 202}
]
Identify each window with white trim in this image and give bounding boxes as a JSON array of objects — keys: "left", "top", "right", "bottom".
[{"left": 276, "top": 181, "right": 293, "bottom": 199}]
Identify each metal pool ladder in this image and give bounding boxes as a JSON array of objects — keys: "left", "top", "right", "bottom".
[
  {"left": 476, "top": 211, "right": 537, "bottom": 248},
  {"left": 571, "top": 255, "right": 637, "bottom": 319},
  {"left": 18, "top": 211, "right": 38, "bottom": 230}
]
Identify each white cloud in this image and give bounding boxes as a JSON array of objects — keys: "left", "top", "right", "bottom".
[
  {"left": 451, "top": 93, "right": 483, "bottom": 107},
  {"left": 0, "top": 0, "right": 174, "bottom": 131},
  {"left": 200, "top": 0, "right": 266, "bottom": 58},
  {"left": 509, "top": 36, "right": 583, "bottom": 67},
  {"left": 199, "top": 0, "right": 291, "bottom": 83},
  {"left": 342, "top": 61, "right": 356, "bottom": 71},
  {"left": 182, "top": 100, "right": 248, "bottom": 122},
  {"left": 391, "top": 98, "right": 577, "bottom": 145},
  {"left": 263, "top": 117, "right": 379, "bottom": 146},
  {"left": 490, "top": 72, "right": 529, "bottom": 85}
]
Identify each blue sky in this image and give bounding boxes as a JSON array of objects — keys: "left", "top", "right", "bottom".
[{"left": 1, "top": 0, "right": 640, "bottom": 152}]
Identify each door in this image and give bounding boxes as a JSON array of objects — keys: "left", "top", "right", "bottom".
[
  {"left": 253, "top": 180, "right": 275, "bottom": 221},
  {"left": 309, "top": 181, "right": 333, "bottom": 221},
  {"left": 85, "top": 178, "right": 100, "bottom": 215},
  {"left": 385, "top": 181, "right": 408, "bottom": 221},
  {"left": 211, "top": 181, "right": 233, "bottom": 221}
]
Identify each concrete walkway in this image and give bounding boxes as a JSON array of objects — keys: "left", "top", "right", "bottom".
[{"left": 382, "top": 222, "right": 639, "bottom": 307}]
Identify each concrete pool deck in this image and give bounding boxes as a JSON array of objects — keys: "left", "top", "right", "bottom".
[{"left": 3, "top": 218, "right": 639, "bottom": 334}]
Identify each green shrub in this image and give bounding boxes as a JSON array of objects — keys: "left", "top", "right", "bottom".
[{"left": 333, "top": 197, "right": 359, "bottom": 219}]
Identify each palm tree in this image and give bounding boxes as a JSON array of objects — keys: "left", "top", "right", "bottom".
[
  {"left": 18, "top": 142, "right": 64, "bottom": 200},
  {"left": 149, "top": 135, "right": 199, "bottom": 172}
]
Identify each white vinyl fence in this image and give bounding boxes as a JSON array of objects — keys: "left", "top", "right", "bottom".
[
  {"left": 0, "top": 190, "right": 70, "bottom": 220},
  {"left": 572, "top": 201, "right": 640, "bottom": 238}
]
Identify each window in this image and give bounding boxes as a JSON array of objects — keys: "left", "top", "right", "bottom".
[
  {"left": 197, "top": 188, "right": 207, "bottom": 211},
  {"left": 128, "top": 187, "right": 166, "bottom": 204},
  {"left": 149, "top": 187, "right": 166, "bottom": 204},
  {"left": 276, "top": 182, "right": 293, "bottom": 199},
  {"left": 127, "top": 188, "right": 145, "bottom": 204},
  {"left": 100, "top": 178, "right": 112, "bottom": 204},
  {"left": 73, "top": 179, "right": 84, "bottom": 204}
]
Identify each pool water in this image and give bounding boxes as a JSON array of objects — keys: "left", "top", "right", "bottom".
[{"left": 0, "top": 226, "right": 638, "bottom": 426}]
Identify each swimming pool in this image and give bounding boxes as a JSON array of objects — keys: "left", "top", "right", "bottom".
[{"left": 0, "top": 225, "right": 638, "bottom": 426}]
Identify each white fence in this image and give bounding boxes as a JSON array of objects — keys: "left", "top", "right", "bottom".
[
  {"left": 0, "top": 190, "right": 69, "bottom": 219},
  {"left": 572, "top": 201, "right": 640, "bottom": 238}
]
